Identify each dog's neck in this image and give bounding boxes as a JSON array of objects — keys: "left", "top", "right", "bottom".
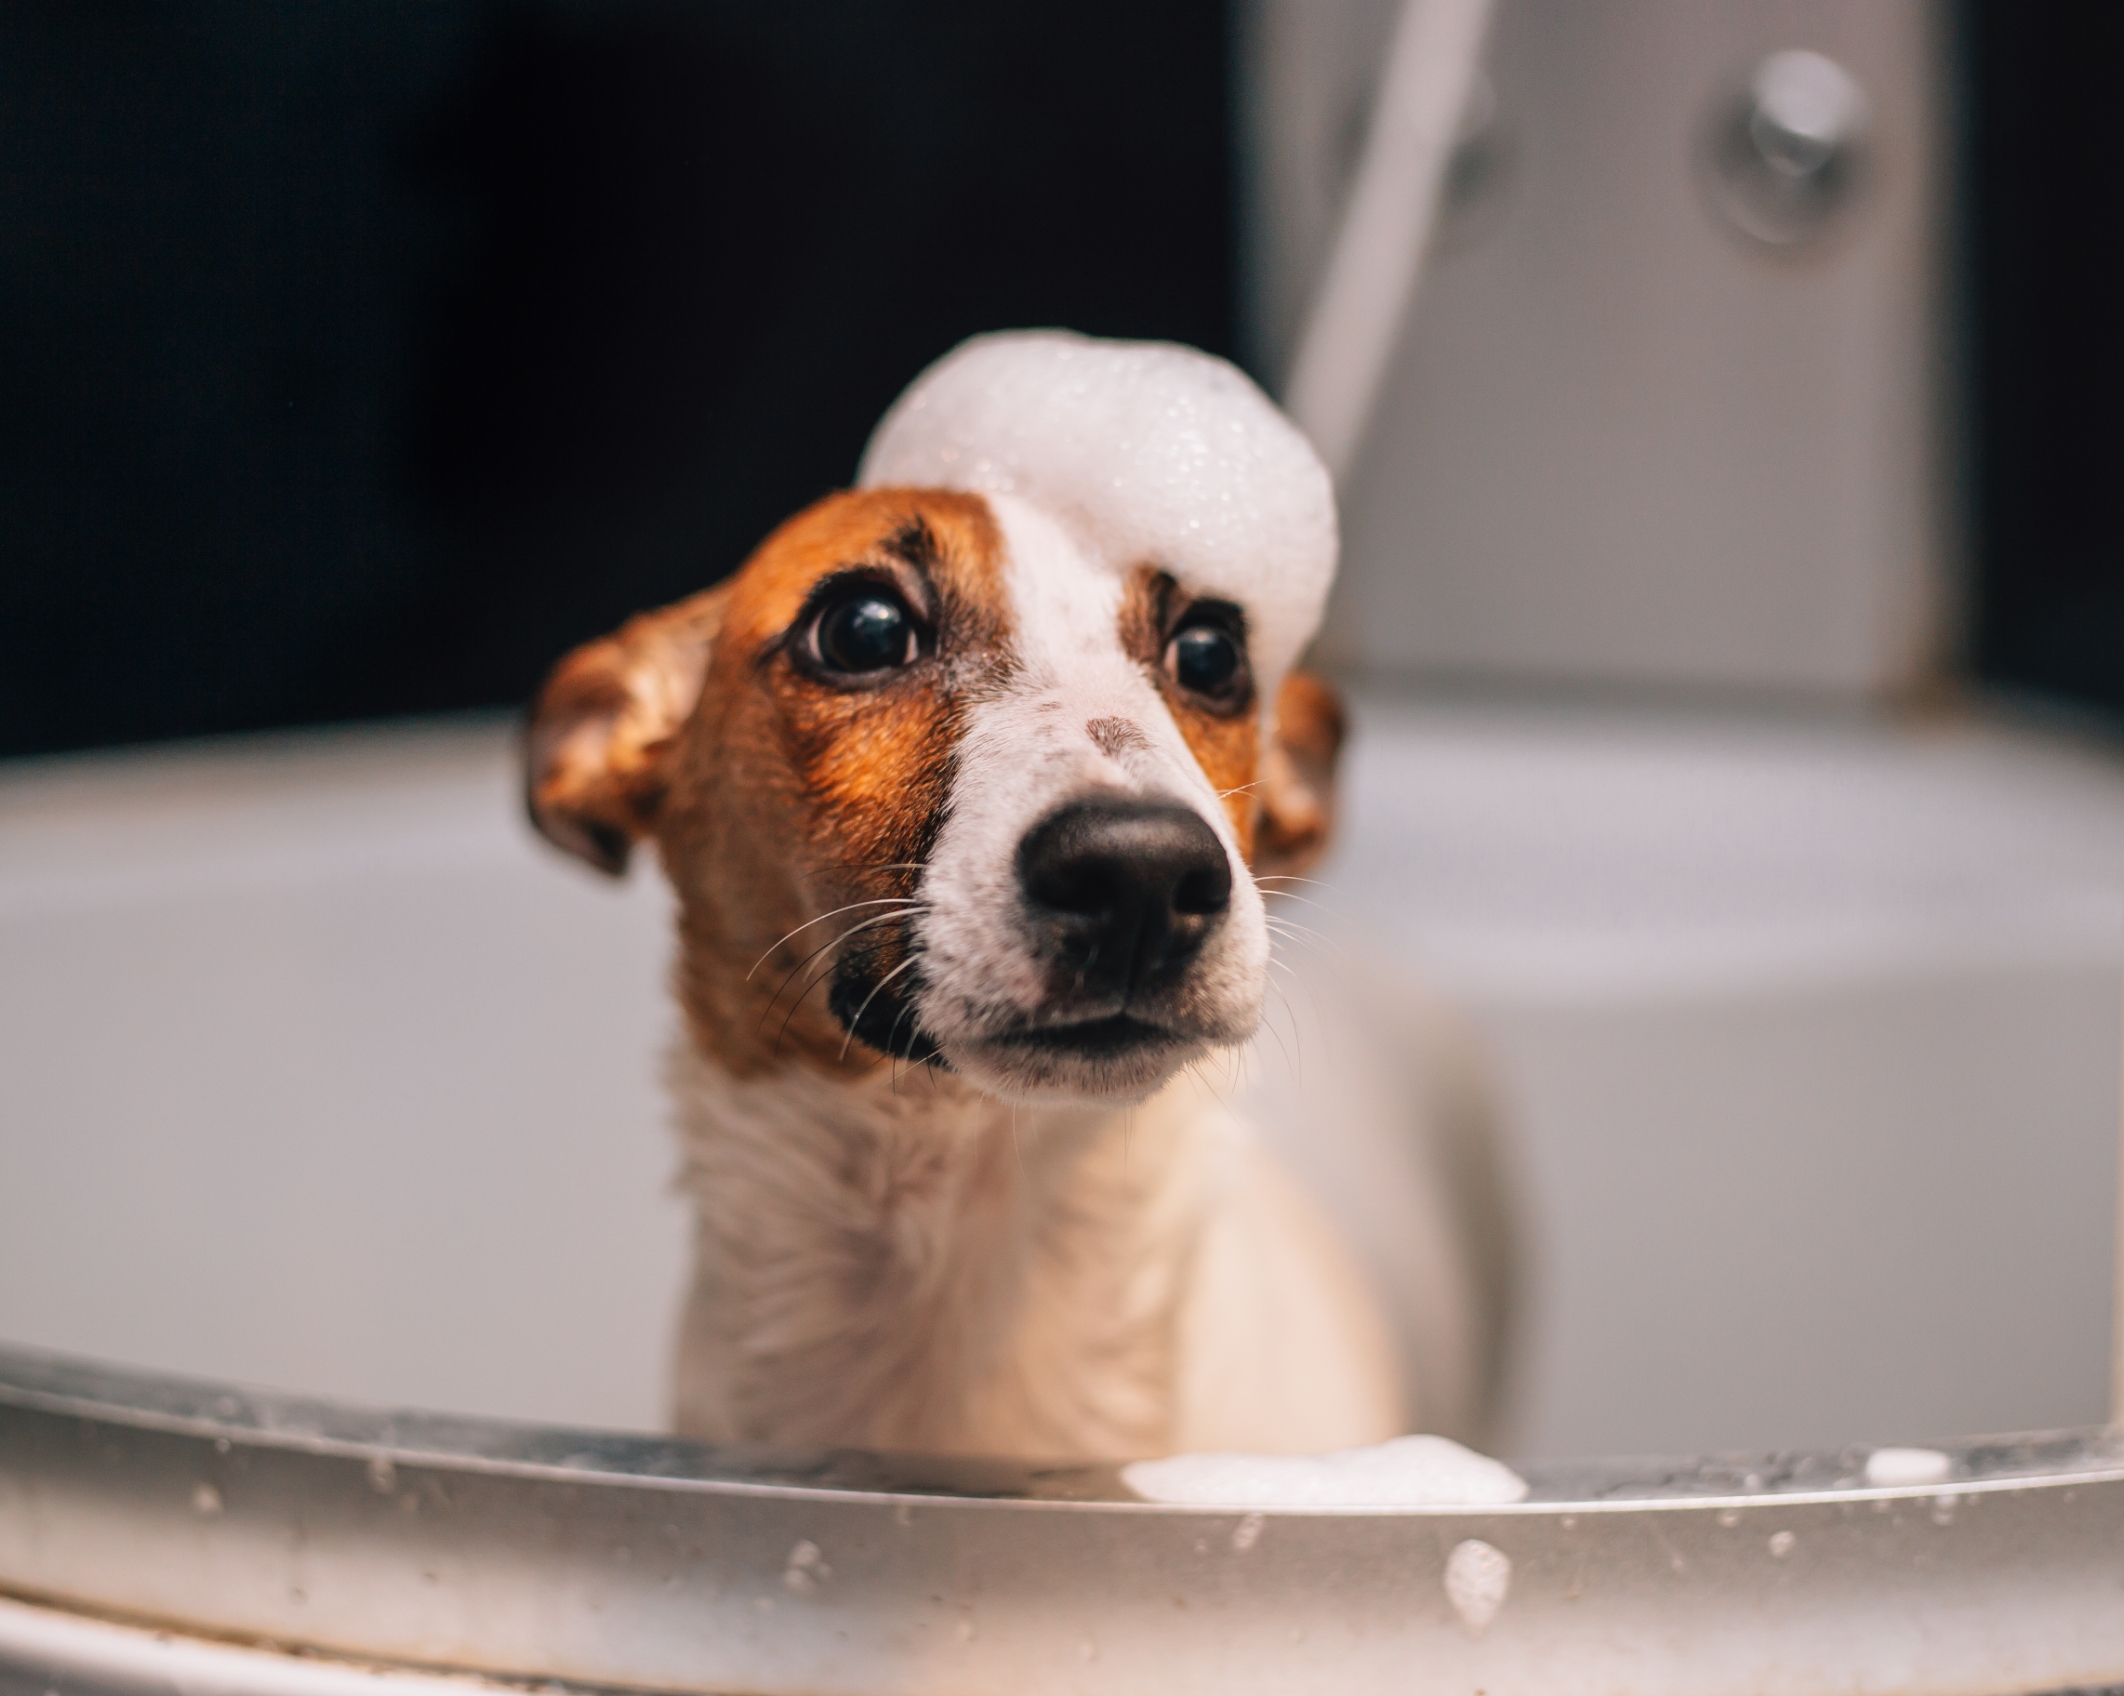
[{"left": 667, "top": 1042, "right": 1233, "bottom": 1458}]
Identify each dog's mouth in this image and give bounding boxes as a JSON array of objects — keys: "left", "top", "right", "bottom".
[
  {"left": 950, "top": 1005, "right": 1214, "bottom": 1102},
  {"left": 988, "top": 1012, "right": 1177, "bottom": 1059}
]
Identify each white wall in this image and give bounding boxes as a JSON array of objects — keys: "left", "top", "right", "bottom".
[{"left": 1238, "top": 0, "right": 1955, "bottom": 698}]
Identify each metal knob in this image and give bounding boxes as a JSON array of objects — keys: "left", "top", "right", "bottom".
[{"left": 1706, "top": 49, "right": 1870, "bottom": 247}]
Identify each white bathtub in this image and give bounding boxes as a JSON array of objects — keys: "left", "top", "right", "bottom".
[{"left": 2, "top": 692, "right": 2119, "bottom": 1457}]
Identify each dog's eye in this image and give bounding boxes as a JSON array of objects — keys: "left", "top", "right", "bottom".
[
  {"left": 812, "top": 590, "right": 917, "bottom": 675},
  {"left": 1165, "top": 614, "right": 1249, "bottom": 707}
]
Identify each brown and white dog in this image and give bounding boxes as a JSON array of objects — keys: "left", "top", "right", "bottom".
[{"left": 526, "top": 333, "right": 1511, "bottom": 1461}]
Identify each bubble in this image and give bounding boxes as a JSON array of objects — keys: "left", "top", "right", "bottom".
[
  {"left": 783, "top": 1539, "right": 830, "bottom": 1595},
  {"left": 1444, "top": 1539, "right": 1511, "bottom": 1635}
]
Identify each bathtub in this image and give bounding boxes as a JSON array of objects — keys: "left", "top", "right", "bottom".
[{"left": 3, "top": 690, "right": 2122, "bottom": 1691}]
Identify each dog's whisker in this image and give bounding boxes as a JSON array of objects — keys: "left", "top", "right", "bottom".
[
  {"left": 747, "top": 900, "right": 923, "bottom": 981},
  {"left": 754, "top": 909, "right": 926, "bottom": 1045},
  {"left": 1256, "top": 886, "right": 1335, "bottom": 915},
  {"left": 837, "top": 955, "right": 921, "bottom": 1064},
  {"left": 1257, "top": 993, "right": 1295, "bottom": 1080},
  {"left": 1267, "top": 978, "right": 1304, "bottom": 1082},
  {"left": 882, "top": 987, "right": 925, "bottom": 1082},
  {"left": 771, "top": 943, "right": 866, "bottom": 1053},
  {"left": 1264, "top": 917, "right": 1339, "bottom": 958},
  {"left": 1253, "top": 874, "right": 1331, "bottom": 888}
]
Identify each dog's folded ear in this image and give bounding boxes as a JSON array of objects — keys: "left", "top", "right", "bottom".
[
  {"left": 524, "top": 586, "right": 730, "bottom": 876},
  {"left": 1253, "top": 668, "right": 1346, "bottom": 880}
]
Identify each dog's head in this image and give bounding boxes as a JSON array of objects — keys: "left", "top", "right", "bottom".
[{"left": 526, "top": 332, "right": 1342, "bottom": 1103}]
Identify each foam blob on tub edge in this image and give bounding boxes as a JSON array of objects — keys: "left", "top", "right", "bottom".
[
  {"left": 856, "top": 329, "right": 1338, "bottom": 699},
  {"left": 1121, "top": 1434, "right": 1529, "bottom": 1509},
  {"left": 1863, "top": 1446, "right": 1954, "bottom": 1488}
]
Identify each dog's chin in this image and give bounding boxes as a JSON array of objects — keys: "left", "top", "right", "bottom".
[{"left": 940, "top": 1014, "right": 1230, "bottom": 1105}]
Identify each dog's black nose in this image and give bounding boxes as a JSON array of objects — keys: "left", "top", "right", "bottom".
[{"left": 1016, "top": 797, "right": 1232, "bottom": 996}]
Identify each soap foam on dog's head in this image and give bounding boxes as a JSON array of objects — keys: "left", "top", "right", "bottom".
[{"left": 858, "top": 331, "right": 1337, "bottom": 699}]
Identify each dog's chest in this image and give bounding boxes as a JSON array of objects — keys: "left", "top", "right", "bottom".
[{"left": 667, "top": 1050, "right": 1222, "bottom": 1458}]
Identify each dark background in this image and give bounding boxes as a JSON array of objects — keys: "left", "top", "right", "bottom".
[
  {"left": 0, "top": 1, "right": 2117, "bottom": 758},
  {"left": 0, "top": 0, "right": 1234, "bottom": 756},
  {"left": 1965, "top": 2, "right": 2124, "bottom": 715}
]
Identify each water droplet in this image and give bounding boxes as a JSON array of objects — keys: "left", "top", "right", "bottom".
[
  {"left": 783, "top": 1538, "right": 830, "bottom": 1594},
  {"left": 1231, "top": 1512, "right": 1264, "bottom": 1552},
  {"left": 1444, "top": 1539, "right": 1511, "bottom": 1635},
  {"left": 1768, "top": 1530, "right": 1796, "bottom": 1558},
  {"left": 1717, "top": 1508, "right": 1741, "bottom": 1529},
  {"left": 367, "top": 1457, "right": 397, "bottom": 1495},
  {"left": 190, "top": 1483, "right": 222, "bottom": 1517},
  {"left": 1079, "top": 1639, "right": 1098, "bottom": 1663},
  {"left": 956, "top": 1619, "right": 976, "bottom": 1643},
  {"left": 1931, "top": 1492, "right": 1959, "bottom": 1526},
  {"left": 893, "top": 1501, "right": 914, "bottom": 1528},
  {"left": 213, "top": 1438, "right": 231, "bottom": 1456}
]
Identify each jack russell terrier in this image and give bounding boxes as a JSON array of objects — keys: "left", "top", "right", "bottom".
[{"left": 526, "top": 332, "right": 1514, "bottom": 1461}]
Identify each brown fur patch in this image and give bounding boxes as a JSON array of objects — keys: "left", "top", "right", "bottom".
[
  {"left": 525, "top": 587, "right": 730, "bottom": 874},
  {"left": 1254, "top": 668, "right": 1346, "bottom": 879},
  {"left": 1118, "top": 565, "right": 1262, "bottom": 854},
  {"left": 528, "top": 488, "right": 1013, "bottom": 1077},
  {"left": 1086, "top": 716, "right": 1151, "bottom": 757}
]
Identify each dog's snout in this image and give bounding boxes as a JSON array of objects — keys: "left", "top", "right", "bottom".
[{"left": 1016, "top": 798, "right": 1231, "bottom": 994}]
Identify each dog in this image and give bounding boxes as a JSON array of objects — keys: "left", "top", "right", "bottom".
[{"left": 526, "top": 332, "right": 1513, "bottom": 1460}]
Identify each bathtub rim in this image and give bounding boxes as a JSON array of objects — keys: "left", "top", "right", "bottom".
[{"left": 5, "top": 1341, "right": 2124, "bottom": 1696}]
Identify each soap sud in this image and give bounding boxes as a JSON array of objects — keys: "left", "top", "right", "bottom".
[
  {"left": 1231, "top": 1511, "right": 1265, "bottom": 1552},
  {"left": 858, "top": 331, "right": 1338, "bottom": 696},
  {"left": 782, "top": 1538, "right": 830, "bottom": 1595},
  {"left": 1444, "top": 1538, "right": 1511, "bottom": 1634},
  {"left": 1768, "top": 1529, "right": 1796, "bottom": 1558},
  {"left": 1121, "top": 1434, "right": 1528, "bottom": 1509},
  {"left": 1863, "top": 1446, "right": 1952, "bottom": 1489}
]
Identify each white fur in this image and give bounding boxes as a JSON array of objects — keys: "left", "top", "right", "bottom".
[
  {"left": 669, "top": 1042, "right": 1407, "bottom": 1457},
  {"left": 912, "top": 495, "right": 1269, "bottom": 1101}
]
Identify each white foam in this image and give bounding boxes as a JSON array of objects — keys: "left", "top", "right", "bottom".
[
  {"left": 1863, "top": 1446, "right": 1953, "bottom": 1488},
  {"left": 1444, "top": 1537, "right": 1512, "bottom": 1633},
  {"left": 857, "top": 330, "right": 1338, "bottom": 697},
  {"left": 1121, "top": 1434, "right": 1529, "bottom": 1509}
]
